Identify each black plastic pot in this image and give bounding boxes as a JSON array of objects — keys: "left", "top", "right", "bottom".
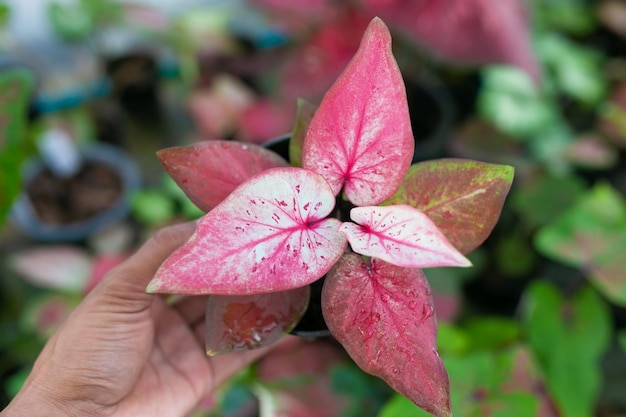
[{"left": 406, "top": 73, "right": 456, "bottom": 162}]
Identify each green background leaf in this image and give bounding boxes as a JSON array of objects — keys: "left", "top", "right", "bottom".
[{"left": 522, "top": 281, "right": 612, "bottom": 417}]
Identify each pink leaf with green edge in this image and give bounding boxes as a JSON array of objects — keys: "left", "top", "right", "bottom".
[
  {"left": 386, "top": 159, "right": 514, "bottom": 254},
  {"left": 362, "top": 0, "right": 540, "bottom": 82},
  {"left": 339, "top": 205, "right": 471, "bottom": 268},
  {"left": 289, "top": 98, "right": 317, "bottom": 167},
  {"left": 157, "top": 140, "right": 289, "bottom": 212},
  {"left": 322, "top": 254, "right": 451, "bottom": 417},
  {"left": 302, "top": 17, "right": 414, "bottom": 206},
  {"left": 205, "top": 286, "right": 310, "bottom": 355},
  {"left": 147, "top": 167, "right": 347, "bottom": 295}
]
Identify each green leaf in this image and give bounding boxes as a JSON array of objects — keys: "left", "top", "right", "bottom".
[
  {"left": 478, "top": 66, "right": 558, "bottom": 138},
  {"left": 532, "top": 0, "right": 596, "bottom": 35},
  {"left": 48, "top": 1, "right": 93, "bottom": 41},
  {"left": 0, "top": 3, "right": 11, "bottom": 28},
  {"left": 289, "top": 99, "right": 317, "bottom": 167},
  {"left": 494, "top": 231, "right": 537, "bottom": 278},
  {"left": 437, "top": 323, "right": 471, "bottom": 356},
  {"left": 537, "top": 34, "right": 607, "bottom": 106},
  {"left": 131, "top": 190, "right": 176, "bottom": 225},
  {"left": 0, "top": 69, "right": 34, "bottom": 227},
  {"left": 386, "top": 159, "right": 514, "bottom": 254},
  {"left": 534, "top": 183, "right": 626, "bottom": 306},
  {"left": 511, "top": 173, "right": 587, "bottom": 229},
  {"left": 463, "top": 317, "right": 520, "bottom": 351},
  {"left": 443, "top": 348, "right": 540, "bottom": 417},
  {"left": 522, "top": 281, "right": 612, "bottom": 417},
  {"left": 5, "top": 367, "right": 30, "bottom": 399},
  {"left": 378, "top": 394, "right": 431, "bottom": 417}
]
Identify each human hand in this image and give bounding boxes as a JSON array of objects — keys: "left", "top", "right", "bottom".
[{"left": 2, "top": 222, "right": 280, "bottom": 417}]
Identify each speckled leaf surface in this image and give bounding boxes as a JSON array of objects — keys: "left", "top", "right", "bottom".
[
  {"left": 386, "top": 159, "right": 514, "bottom": 254},
  {"left": 157, "top": 140, "right": 288, "bottom": 212},
  {"left": 148, "top": 168, "right": 347, "bottom": 295},
  {"left": 205, "top": 286, "right": 309, "bottom": 355},
  {"left": 302, "top": 17, "right": 414, "bottom": 206},
  {"left": 339, "top": 205, "right": 471, "bottom": 268},
  {"left": 362, "top": 0, "right": 540, "bottom": 81},
  {"left": 322, "top": 254, "right": 451, "bottom": 417}
]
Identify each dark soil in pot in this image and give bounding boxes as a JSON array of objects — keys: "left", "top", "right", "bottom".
[{"left": 26, "top": 162, "right": 123, "bottom": 225}]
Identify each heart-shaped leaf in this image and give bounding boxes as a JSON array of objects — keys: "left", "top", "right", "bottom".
[
  {"left": 362, "top": 0, "right": 540, "bottom": 81},
  {"left": 339, "top": 205, "right": 471, "bottom": 268},
  {"left": 157, "top": 140, "right": 289, "bottom": 212},
  {"left": 148, "top": 167, "right": 347, "bottom": 295},
  {"left": 322, "top": 254, "right": 451, "bottom": 417},
  {"left": 205, "top": 286, "right": 310, "bottom": 355},
  {"left": 386, "top": 159, "right": 514, "bottom": 254},
  {"left": 302, "top": 17, "right": 414, "bottom": 206}
]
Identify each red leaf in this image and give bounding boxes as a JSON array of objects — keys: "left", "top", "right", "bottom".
[
  {"left": 157, "top": 140, "right": 289, "bottom": 212},
  {"left": 339, "top": 205, "right": 471, "bottom": 268},
  {"left": 302, "top": 17, "right": 414, "bottom": 206},
  {"left": 363, "top": 0, "right": 540, "bottom": 81},
  {"left": 322, "top": 254, "right": 451, "bottom": 417},
  {"left": 205, "top": 286, "right": 310, "bottom": 355},
  {"left": 386, "top": 159, "right": 514, "bottom": 254},
  {"left": 148, "top": 168, "right": 347, "bottom": 295}
]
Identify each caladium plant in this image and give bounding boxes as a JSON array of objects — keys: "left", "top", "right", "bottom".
[{"left": 147, "top": 18, "right": 513, "bottom": 417}]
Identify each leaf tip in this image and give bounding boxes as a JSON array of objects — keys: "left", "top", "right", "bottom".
[
  {"left": 364, "top": 16, "right": 392, "bottom": 47},
  {"left": 145, "top": 279, "right": 161, "bottom": 294}
]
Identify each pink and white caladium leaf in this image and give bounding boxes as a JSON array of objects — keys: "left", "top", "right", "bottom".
[
  {"left": 157, "top": 140, "right": 289, "bottom": 212},
  {"left": 322, "top": 254, "right": 451, "bottom": 417},
  {"left": 386, "top": 159, "right": 514, "bottom": 254},
  {"left": 302, "top": 17, "right": 414, "bottom": 206},
  {"left": 362, "top": 0, "right": 540, "bottom": 82},
  {"left": 339, "top": 205, "right": 471, "bottom": 268},
  {"left": 147, "top": 167, "right": 347, "bottom": 295},
  {"left": 205, "top": 286, "right": 310, "bottom": 355}
]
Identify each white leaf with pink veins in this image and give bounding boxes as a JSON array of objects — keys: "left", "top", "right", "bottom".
[{"left": 339, "top": 205, "right": 471, "bottom": 268}]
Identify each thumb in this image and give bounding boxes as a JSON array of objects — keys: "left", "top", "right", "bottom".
[{"left": 92, "top": 221, "right": 197, "bottom": 309}]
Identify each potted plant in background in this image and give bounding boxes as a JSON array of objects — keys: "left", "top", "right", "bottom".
[{"left": 147, "top": 18, "right": 514, "bottom": 417}]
